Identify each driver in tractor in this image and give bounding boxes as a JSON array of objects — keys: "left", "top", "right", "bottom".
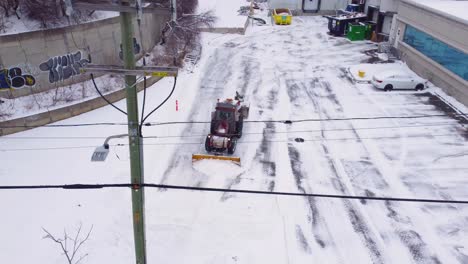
[{"left": 217, "top": 111, "right": 230, "bottom": 135}]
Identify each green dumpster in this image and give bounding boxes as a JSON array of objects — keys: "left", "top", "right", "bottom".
[{"left": 347, "top": 23, "right": 366, "bottom": 41}]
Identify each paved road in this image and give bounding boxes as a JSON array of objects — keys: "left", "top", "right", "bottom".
[{"left": 146, "top": 17, "right": 468, "bottom": 263}]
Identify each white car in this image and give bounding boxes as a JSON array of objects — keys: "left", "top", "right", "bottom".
[{"left": 371, "top": 71, "right": 427, "bottom": 91}]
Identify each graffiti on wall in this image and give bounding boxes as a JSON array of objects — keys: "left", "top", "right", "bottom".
[
  {"left": 0, "top": 67, "right": 36, "bottom": 90},
  {"left": 39, "top": 51, "right": 89, "bottom": 83}
]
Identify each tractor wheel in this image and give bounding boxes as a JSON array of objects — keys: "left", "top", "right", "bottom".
[
  {"left": 228, "top": 138, "right": 237, "bottom": 154},
  {"left": 205, "top": 136, "right": 212, "bottom": 152},
  {"left": 236, "top": 117, "right": 244, "bottom": 138}
]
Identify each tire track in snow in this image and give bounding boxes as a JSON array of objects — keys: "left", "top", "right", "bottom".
[
  {"left": 160, "top": 48, "right": 235, "bottom": 185},
  {"left": 287, "top": 78, "right": 385, "bottom": 264},
  {"left": 333, "top": 69, "right": 451, "bottom": 263},
  {"left": 287, "top": 144, "right": 327, "bottom": 249},
  {"left": 312, "top": 74, "right": 447, "bottom": 263},
  {"left": 221, "top": 46, "right": 277, "bottom": 200}
]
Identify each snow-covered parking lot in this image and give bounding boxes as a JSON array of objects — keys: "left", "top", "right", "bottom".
[{"left": 1, "top": 16, "right": 467, "bottom": 264}]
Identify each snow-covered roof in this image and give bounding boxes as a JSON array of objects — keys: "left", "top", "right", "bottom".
[{"left": 402, "top": 0, "right": 468, "bottom": 25}]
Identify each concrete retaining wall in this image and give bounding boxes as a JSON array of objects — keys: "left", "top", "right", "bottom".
[
  {"left": 200, "top": 17, "right": 249, "bottom": 35},
  {"left": 0, "top": 76, "right": 162, "bottom": 136},
  {"left": 0, "top": 13, "right": 169, "bottom": 99}
]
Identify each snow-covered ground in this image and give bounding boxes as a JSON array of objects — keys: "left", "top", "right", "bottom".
[
  {"left": 1, "top": 15, "right": 468, "bottom": 264},
  {"left": 197, "top": 0, "right": 249, "bottom": 28}
]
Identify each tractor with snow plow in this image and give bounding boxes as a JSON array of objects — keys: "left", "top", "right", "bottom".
[{"left": 192, "top": 92, "right": 249, "bottom": 165}]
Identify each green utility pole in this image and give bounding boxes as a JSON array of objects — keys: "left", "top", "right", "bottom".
[{"left": 120, "top": 2, "right": 147, "bottom": 264}]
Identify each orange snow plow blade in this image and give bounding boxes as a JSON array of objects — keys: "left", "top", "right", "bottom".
[{"left": 192, "top": 154, "right": 241, "bottom": 165}]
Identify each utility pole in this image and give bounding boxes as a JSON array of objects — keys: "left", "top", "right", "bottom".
[
  {"left": 120, "top": 1, "right": 147, "bottom": 263},
  {"left": 71, "top": 1, "right": 177, "bottom": 263}
]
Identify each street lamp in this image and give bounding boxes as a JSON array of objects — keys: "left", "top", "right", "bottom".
[{"left": 91, "top": 134, "right": 128, "bottom": 162}]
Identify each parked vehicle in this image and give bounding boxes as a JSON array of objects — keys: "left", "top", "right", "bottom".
[{"left": 371, "top": 71, "right": 427, "bottom": 91}]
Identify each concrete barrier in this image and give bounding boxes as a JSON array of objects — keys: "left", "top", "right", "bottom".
[
  {"left": 199, "top": 17, "right": 249, "bottom": 35},
  {"left": 0, "top": 13, "right": 169, "bottom": 98},
  {"left": 0, "top": 76, "right": 162, "bottom": 136}
]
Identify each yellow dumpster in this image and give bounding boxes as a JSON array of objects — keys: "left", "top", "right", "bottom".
[{"left": 273, "top": 8, "right": 292, "bottom": 25}]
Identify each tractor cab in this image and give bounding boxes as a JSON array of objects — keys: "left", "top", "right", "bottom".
[{"left": 211, "top": 99, "right": 240, "bottom": 136}]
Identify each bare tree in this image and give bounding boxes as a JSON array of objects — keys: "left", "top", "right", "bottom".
[
  {"left": 0, "top": 0, "right": 19, "bottom": 18},
  {"left": 42, "top": 224, "right": 93, "bottom": 264},
  {"left": 20, "top": 0, "right": 95, "bottom": 28},
  {"left": 156, "top": 10, "right": 216, "bottom": 66}
]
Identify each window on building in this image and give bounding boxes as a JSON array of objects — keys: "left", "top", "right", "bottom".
[{"left": 403, "top": 25, "right": 468, "bottom": 81}]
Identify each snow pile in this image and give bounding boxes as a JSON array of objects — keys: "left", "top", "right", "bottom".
[
  {"left": 348, "top": 61, "right": 412, "bottom": 82},
  {"left": 193, "top": 159, "right": 243, "bottom": 177}
]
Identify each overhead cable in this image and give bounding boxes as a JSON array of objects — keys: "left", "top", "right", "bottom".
[
  {"left": 0, "top": 183, "right": 467, "bottom": 205},
  {"left": 1, "top": 112, "right": 466, "bottom": 129},
  {"left": 90, "top": 74, "right": 128, "bottom": 116},
  {"left": 0, "top": 122, "right": 459, "bottom": 140},
  {"left": 0, "top": 133, "right": 461, "bottom": 152}
]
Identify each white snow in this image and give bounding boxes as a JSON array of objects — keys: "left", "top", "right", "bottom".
[
  {"left": 348, "top": 62, "right": 414, "bottom": 82},
  {"left": 1, "top": 7, "right": 468, "bottom": 264},
  {"left": 193, "top": 159, "right": 244, "bottom": 177},
  {"left": 405, "top": 0, "right": 468, "bottom": 22},
  {"left": 197, "top": 0, "right": 248, "bottom": 28},
  {"left": 0, "top": 11, "right": 118, "bottom": 36},
  {"left": 0, "top": 75, "right": 123, "bottom": 121}
]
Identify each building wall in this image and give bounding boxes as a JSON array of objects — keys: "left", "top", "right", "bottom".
[
  {"left": 380, "top": 0, "right": 399, "bottom": 13},
  {"left": 364, "top": 0, "right": 380, "bottom": 13},
  {"left": 399, "top": 43, "right": 468, "bottom": 106},
  {"left": 320, "top": 0, "right": 348, "bottom": 11},
  {"left": 396, "top": 1, "right": 468, "bottom": 106},
  {"left": 269, "top": 0, "right": 301, "bottom": 10},
  {"left": 397, "top": 1, "right": 467, "bottom": 52},
  {"left": 0, "top": 13, "right": 169, "bottom": 99}
]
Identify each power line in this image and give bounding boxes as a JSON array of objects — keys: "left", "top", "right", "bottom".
[
  {"left": 0, "top": 183, "right": 467, "bottom": 205},
  {"left": 0, "top": 145, "right": 100, "bottom": 152},
  {"left": 140, "top": 76, "right": 178, "bottom": 136},
  {"left": 1, "top": 121, "right": 461, "bottom": 140},
  {"left": 141, "top": 133, "right": 461, "bottom": 146},
  {"left": 145, "top": 112, "right": 468, "bottom": 126},
  {"left": 90, "top": 73, "right": 128, "bottom": 116},
  {"left": 1, "top": 113, "right": 466, "bottom": 129},
  {"left": 0, "top": 122, "right": 128, "bottom": 129},
  {"left": 0, "top": 133, "right": 462, "bottom": 152}
]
